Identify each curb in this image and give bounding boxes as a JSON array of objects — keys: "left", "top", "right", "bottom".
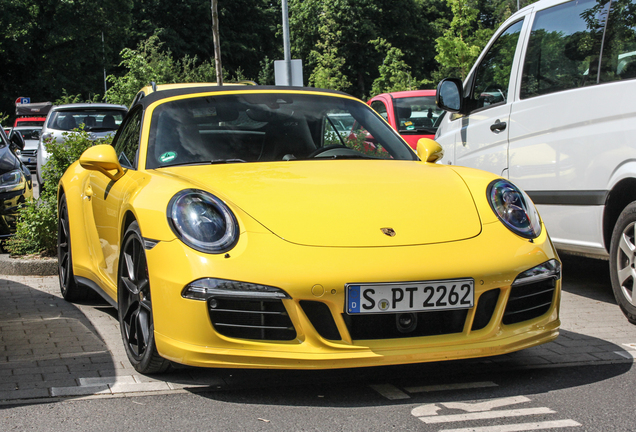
[{"left": 0, "top": 253, "right": 57, "bottom": 276}]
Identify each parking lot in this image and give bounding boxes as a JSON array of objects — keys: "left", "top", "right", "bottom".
[{"left": 0, "top": 254, "right": 634, "bottom": 406}]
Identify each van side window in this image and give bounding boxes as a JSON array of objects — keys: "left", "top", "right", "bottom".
[
  {"left": 600, "top": 0, "right": 636, "bottom": 82},
  {"left": 469, "top": 19, "right": 524, "bottom": 111},
  {"left": 520, "top": 0, "right": 606, "bottom": 98}
]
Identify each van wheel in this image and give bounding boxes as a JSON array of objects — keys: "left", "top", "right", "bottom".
[{"left": 609, "top": 202, "right": 636, "bottom": 324}]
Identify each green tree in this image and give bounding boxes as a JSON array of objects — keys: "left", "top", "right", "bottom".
[
  {"left": 308, "top": 5, "right": 351, "bottom": 91},
  {"left": 370, "top": 38, "right": 417, "bottom": 96},
  {"left": 105, "top": 36, "right": 221, "bottom": 106},
  {"left": 290, "top": 0, "right": 450, "bottom": 98},
  {"left": 434, "top": 0, "right": 493, "bottom": 80},
  {"left": 0, "top": 0, "right": 133, "bottom": 117}
]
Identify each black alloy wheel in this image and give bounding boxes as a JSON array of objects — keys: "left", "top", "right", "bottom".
[
  {"left": 118, "top": 221, "right": 169, "bottom": 373},
  {"left": 58, "top": 194, "right": 87, "bottom": 301}
]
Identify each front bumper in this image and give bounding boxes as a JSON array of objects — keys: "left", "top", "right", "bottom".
[{"left": 147, "top": 221, "right": 561, "bottom": 369}]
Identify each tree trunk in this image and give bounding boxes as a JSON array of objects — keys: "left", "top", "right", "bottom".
[{"left": 211, "top": 0, "right": 223, "bottom": 85}]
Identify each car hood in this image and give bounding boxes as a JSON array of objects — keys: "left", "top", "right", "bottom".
[{"left": 159, "top": 161, "right": 482, "bottom": 247}]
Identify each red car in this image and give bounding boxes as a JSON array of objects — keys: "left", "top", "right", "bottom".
[
  {"left": 366, "top": 90, "right": 443, "bottom": 149},
  {"left": 14, "top": 117, "right": 46, "bottom": 128}
]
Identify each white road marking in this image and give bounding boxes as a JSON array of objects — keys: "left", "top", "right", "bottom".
[
  {"left": 369, "top": 384, "right": 410, "bottom": 400},
  {"left": 622, "top": 343, "right": 636, "bottom": 350},
  {"left": 440, "top": 419, "right": 582, "bottom": 431},
  {"left": 418, "top": 407, "right": 555, "bottom": 424},
  {"left": 406, "top": 381, "right": 498, "bottom": 393},
  {"left": 443, "top": 396, "right": 531, "bottom": 412},
  {"left": 615, "top": 350, "right": 635, "bottom": 359}
]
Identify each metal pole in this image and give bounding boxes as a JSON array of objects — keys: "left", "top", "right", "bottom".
[
  {"left": 282, "top": 0, "right": 292, "bottom": 86},
  {"left": 211, "top": 0, "right": 223, "bottom": 86},
  {"left": 102, "top": 32, "right": 108, "bottom": 101}
]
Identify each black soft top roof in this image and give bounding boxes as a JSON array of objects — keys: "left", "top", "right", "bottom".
[{"left": 137, "top": 85, "right": 349, "bottom": 109}]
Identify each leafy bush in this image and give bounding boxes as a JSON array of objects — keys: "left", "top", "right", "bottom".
[{"left": 5, "top": 128, "right": 112, "bottom": 256}]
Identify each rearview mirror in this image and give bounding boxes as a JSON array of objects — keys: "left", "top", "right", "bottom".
[
  {"left": 436, "top": 78, "right": 463, "bottom": 113},
  {"left": 416, "top": 138, "right": 444, "bottom": 163},
  {"left": 79, "top": 144, "right": 125, "bottom": 181},
  {"left": 9, "top": 130, "right": 25, "bottom": 151}
]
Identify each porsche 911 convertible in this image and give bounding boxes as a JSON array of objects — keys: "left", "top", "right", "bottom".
[{"left": 57, "top": 84, "right": 561, "bottom": 373}]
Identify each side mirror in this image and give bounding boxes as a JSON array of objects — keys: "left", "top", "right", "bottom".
[
  {"left": 9, "top": 130, "right": 25, "bottom": 151},
  {"left": 79, "top": 144, "right": 125, "bottom": 181},
  {"left": 436, "top": 78, "right": 464, "bottom": 113},
  {"left": 416, "top": 138, "right": 444, "bottom": 163}
]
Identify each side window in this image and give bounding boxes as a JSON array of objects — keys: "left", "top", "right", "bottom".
[
  {"left": 469, "top": 19, "right": 524, "bottom": 111},
  {"left": 370, "top": 100, "right": 389, "bottom": 120},
  {"left": 520, "top": 0, "right": 605, "bottom": 98},
  {"left": 113, "top": 109, "right": 142, "bottom": 169},
  {"left": 600, "top": 0, "right": 636, "bottom": 82}
]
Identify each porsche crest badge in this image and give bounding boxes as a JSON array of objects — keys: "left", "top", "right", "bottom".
[{"left": 381, "top": 228, "right": 396, "bottom": 237}]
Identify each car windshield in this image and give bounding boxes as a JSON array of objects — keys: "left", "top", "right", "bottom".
[
  {"left": 394, "top": 96, "right": 444, "bottom": 133},
  {"left": 15, "top": 120, "right": 44, "bottom": 127},
  {"left": 147, "top": 93, "right": 416, "bottom": 169},
  {"left": 17, "top": 128, "right": 40, "bottom": 140},
  {"left": 47, "top": 110, "right": 126, "bottom": 132}
]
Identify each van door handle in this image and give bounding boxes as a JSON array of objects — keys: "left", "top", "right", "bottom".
[{"left": 490, "top": 120, "right": 507, "bottom": 132}]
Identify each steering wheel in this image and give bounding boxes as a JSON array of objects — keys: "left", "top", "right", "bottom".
[{"left": 307, "top": 145, "right": 350, "bottom": 158}]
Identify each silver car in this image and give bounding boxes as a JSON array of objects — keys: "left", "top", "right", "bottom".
[
  {"left": 12, "top": 126, "right": 41, "bottom": 172},
  {"left": 36, "top": 103, "right": 128, "bottom": 185}
]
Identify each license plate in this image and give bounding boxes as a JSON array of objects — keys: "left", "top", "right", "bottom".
[{"left": 346, "top": 279, "right": 474, "bottom": 314}]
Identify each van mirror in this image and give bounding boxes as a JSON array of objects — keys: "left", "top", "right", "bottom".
[{"left": 436, "top": 78, "right": 463, "bottom": 113}]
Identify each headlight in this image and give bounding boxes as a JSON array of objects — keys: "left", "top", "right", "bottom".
[
  {"left": 487, "top": 179, "right": 541, "bottom": 239},
  {"left": 0, "top": 169, "right": 26, "bottom": 193},
  {"left": 167, "top": 189, "right": 238, "bottom": 254}
]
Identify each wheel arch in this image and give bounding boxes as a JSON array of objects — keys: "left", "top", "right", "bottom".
[{"left": 604, "top": 177, "right": 636, "bottom": 252}]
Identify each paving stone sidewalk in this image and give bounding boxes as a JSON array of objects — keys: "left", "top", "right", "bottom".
[{"left": 1, "top": 255, "right": 635, "bottom": 403}]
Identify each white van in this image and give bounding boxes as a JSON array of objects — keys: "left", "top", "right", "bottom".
[{"left": 434, "top": 0, "right": 636, "bottom": 323}]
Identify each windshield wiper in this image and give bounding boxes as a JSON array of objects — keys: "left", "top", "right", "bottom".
[
  {"left": 319, "top": 154, "right": 374, "bottom": 160},
  {"left": 399, "top": 127, "right": 436, "bottom": 134},
  {"left": 159, "top": 158, "right": 246, "bottom": 168},
  {"left": 209, "top": 159, "right": 246, "bottom": 164}
]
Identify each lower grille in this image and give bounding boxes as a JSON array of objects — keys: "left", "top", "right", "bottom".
[
  {"left": 300, "top": 301, "right": 341, "bottom": 340},
  {"left": 208, "top": 297, "right": 296, "bottom": 340},
  {"left": 343, "top": 309, "right": 467, "bottom": 340},
  {"left": 471, "top": 289, "right": 500, "bottom": 331},
  {"left": 503, "top": 279, "right": 556, "bottom": 325}
]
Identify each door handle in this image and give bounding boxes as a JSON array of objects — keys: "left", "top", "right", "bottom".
[
  {"left": 84, "top": 185, "right": 93, "bottom": 200},
  {"left": 490, "top": 120, "right": 507, "bottom": 132}
]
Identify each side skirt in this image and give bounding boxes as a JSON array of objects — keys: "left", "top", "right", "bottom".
[{"left": 75, "top": 276, "right": 118, "bottom": 310}]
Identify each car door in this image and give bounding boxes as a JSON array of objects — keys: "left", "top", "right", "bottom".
[
  {"left": 440, "top": 17, "right": 529, "bottom": 178},
  {"left": 85, "top": 108, "right": 143, "bottom": 294}
]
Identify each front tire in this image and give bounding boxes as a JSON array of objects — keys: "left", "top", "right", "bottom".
[
  {"left": 118, "top": 221, "right": 169, "bottom": 374},
  {"left": 58, "top": 194, "right": 88, "bottom": 301},
  {"left": 609, "top": 202, "right": 636, "bottom": 324}
]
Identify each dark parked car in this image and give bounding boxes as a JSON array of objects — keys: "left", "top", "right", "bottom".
[{"left": 0, "top": 128, "right": 33, "bottom": 239}]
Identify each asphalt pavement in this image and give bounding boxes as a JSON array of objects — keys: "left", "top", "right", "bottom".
[{"left": 1, "top": 254, "right": 635, "bottom": 405}]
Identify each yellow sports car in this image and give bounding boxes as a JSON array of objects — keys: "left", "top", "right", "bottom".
[{"left": 57, "top": 84, "right": 561, "bottom": 373}]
